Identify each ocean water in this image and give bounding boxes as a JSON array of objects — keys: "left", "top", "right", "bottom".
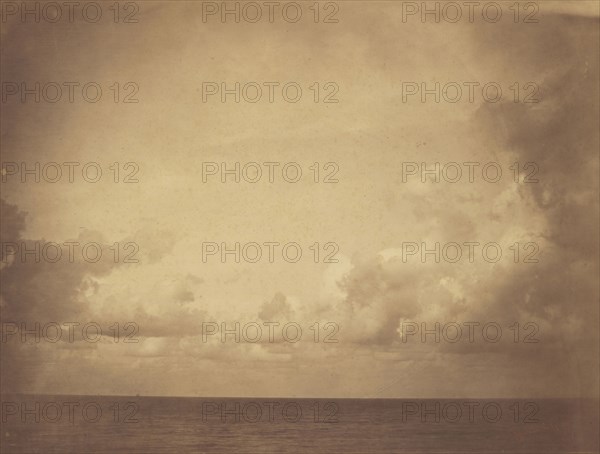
[{"left": 1, "top": 396, "right": 598, "bottom": 453}]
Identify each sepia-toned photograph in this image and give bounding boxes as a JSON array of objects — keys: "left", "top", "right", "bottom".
[{"left": 1, "top": 0, "right": 599, "bottom": 452}]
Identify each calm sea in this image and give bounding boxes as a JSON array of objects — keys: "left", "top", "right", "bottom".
[{"left": 1, "top": 396, "right": 598, "bottom": 453}]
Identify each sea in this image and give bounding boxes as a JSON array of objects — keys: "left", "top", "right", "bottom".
[{"left": 1, "top": 396, "right": 598, "bottom": 453}]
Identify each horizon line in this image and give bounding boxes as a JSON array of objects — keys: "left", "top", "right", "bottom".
[{"left": 1, "top": 393, "right": 598, "bottom": 400}]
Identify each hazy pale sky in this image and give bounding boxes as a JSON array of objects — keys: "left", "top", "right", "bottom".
[{"left": 1, "top": 1, "right": 598, "bottom": 398}]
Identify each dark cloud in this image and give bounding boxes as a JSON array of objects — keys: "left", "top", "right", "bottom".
[
  {"left": 258, "top": 291, "right": 293, "bottom": 320},
  {"left": 326, "top": 13, "right": 599, "bottom": 396}
]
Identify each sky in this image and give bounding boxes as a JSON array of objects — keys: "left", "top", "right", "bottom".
[{"left": 0, "top": 1, "right": 598, "bottom": 398}]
